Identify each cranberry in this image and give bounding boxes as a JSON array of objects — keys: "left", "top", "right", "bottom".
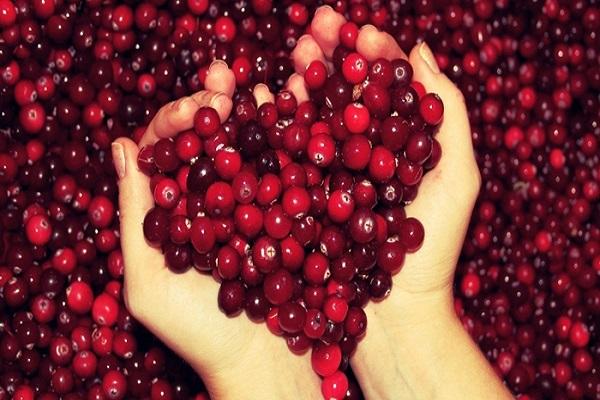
[
  {"left": 194, "top": 107, "right": 221, "bottom": 138},
  {"left": 305, "top": 60, "right": 328, "bottom": 90},
  {"left": 218, "top": 280, "right": 245, "bottom": 316},
  {"left": 311, "top": 343, "right": 342, "bottom": 377},
  {"left": 321, "top": 371, "right": 348, "bottom": 400},
  {"left": 278, "top": 301, "right": 306, "bottom": 333}
]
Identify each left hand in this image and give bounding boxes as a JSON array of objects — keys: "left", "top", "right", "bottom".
[{"left": 112, "top": 61, "right": 322, "bottom": 400}]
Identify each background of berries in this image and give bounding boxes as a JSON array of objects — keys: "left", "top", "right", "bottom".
[{"left": 0, "top": 0, "right": 598, "bottom": 399}]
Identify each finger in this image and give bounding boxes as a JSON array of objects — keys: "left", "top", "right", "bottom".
[
  {"left": 204, "top": 60, "right": 236, "bottom": 97},
  {"left": 292, "top": 35, "right": 329, "bottom": 75},
  {"left": 311, "top": 6, "right": 346, "bottom": 58},
  {"left": 404, "top": 42, "right": 481, "bottom": 228},
  {"left": 138, "top": 91, "right": 231, "bottom": 148},
  {"left": 286, "top": 73, "right": 310, "bottom": 103},
  {"left": 409, "top": 42, "right": 477, "bottom": 178},
  {"left": 356, "top": 25, "right": 407, "bottom": 61},
  {"left": 112, "top": 138, "right": 164, "bottom": 280},
  {"left": 253, "top": 83, "right": 275, "bottom": 107}
]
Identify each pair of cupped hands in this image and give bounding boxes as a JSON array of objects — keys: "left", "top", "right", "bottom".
[{"left": 111, "top": 6, "right": 506, "bottom": 400}]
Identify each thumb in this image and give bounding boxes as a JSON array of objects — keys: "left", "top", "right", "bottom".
[
  {"left": 409, "top": 42, "right": 479, "bottom": 195},
  {"left": 408, "top": 42, "right": 481, "bottom": 208},
  {"left": 112, "top": 138, "right": 163, "bottom": 283}
]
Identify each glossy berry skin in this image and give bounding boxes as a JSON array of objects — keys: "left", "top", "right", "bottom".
[
  {"left": 194, "top": 107, "right": 221, "bottom": 138},
  {"left": 25, "top": 214, "right": 52, "bottom": 245},
  {"left": 218, "top": 280, "right": 245, "bottom": 316},
  {"left": 342, "top": 135, "right": 371, "bottom": 170},
  {"left": 304, "top": 309, "right": 327, "bottom": 339},
  {"left": 343, "top": 103, "right": 370, "bottom": 134},
  {"left": 263, "top": 269, "right": 294, "bottom": 305},
  {"left": 305, "top": 60, "right": 328, "bottom": 90},
  {"left": 321, "top": 371, "right": 349, "bottom": 400},
  {"left": 278, "top": 301, "right": 306, "bottom": 334},
  {"left": 399, "top": 217, "right": 425, "bottom": 252},
  {"left": 323, "top": 296, "right": 349, "bottom": 323},
  {"left": 190, "top": 216, "right": 216, "bottom": 254},
  {"left": 92, "top": 293, "right": 119, "bottom": 327},
  {"left": 327, "top": 190, "right": 355, "bottom": 223},
  {"left": 307, "top": 134, "right": 336, "bottom": 167},
  {"left": 419, "top": 93, "right": 444, "bottom": 125},
  {"left": 102, "top": 370, "right": 127, "bottom": 400},
  {"left": 66, "top": 282, "right": 94, "bottom": 314},
  {"left": 342, "top": 53, "right": 368, "bottom": 84},
  {"left": 348, "top": 208, "right": 378, "bottom": 244},
  {"left": 311, "top": 343, "right": 342, "bottom": 377},
  {"left": 0, "top": 0, "right": 17, "bottom": 27},
  {"left": 368, "top": 146, "right": 396, "bottom": 182},
  {"left": 282, "top": 186, "right": 310, "bottom": 218}
]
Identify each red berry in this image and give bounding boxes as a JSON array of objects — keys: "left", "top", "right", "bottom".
[
  {"left": 305, "top": 60, "right": 328, "bottom": 90},
  {"left": 311, "top": 343, "right": 342, "bottom": 377},
  {"left": 343, "top": 103, "right": 370, "bottom": 134},
  {"left": 321, "top": 371, "right": 349, "bottom": 400},
  {"left": 194, "top": 107, "right": 221, "bottom": 138},
  {"left": 67, "top": 282, "right": 94, "bottom": 314},
  {"left": 92, "top": 293, "right": 119, "bottom": 327},
  {"left": 342, "top": 53, "right": 368, "bottom": 84},
  {"left": 419, "top": 93, "right": 444, "bottom": 125},
  {"left": 25, "top": 214, "right": 52, "bottom": 245}
]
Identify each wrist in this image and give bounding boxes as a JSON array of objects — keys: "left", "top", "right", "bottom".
[
  {"left": 193, "top": 342, "right": 322, "bottom": 400},
  {"left": 351, "top": 289, "right": 459, "bottom": 399}
]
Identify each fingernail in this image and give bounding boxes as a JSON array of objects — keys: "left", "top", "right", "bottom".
[
  {"left": 253, "top": 83, "right": 268, "bottom": 93},
  {"left": 316, "top": 5, "right": 333, "bottom": 15},
  {"left": 297, "top": 34, "right": 311, "bottom": 44},
  {"left": 111, "top": 142, "right": 126, "bottom": 179},
  {"left": 209, "top": 60, "right": 227, "bottom": 72},
  {"left": 418, "top": 42, "right": 440, "bottom": 74}
]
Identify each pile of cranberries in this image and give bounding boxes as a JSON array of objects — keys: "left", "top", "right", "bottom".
[
  {"left": 0, "top": 0, "right": 599, "bottom": 398},
  {"left": 140, "top": 47, "right": 443, "bottom": 397}
]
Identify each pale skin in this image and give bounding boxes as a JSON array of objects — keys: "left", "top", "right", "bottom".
[{"left": 111, "top": 6, "right": 513, "bottom": 400}]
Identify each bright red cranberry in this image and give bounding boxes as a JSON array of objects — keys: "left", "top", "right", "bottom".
[
  {"left": 305, "top": 60, "right": 328, "bottom": 90},
  {"left": 264, "top": 204, "right": 292, "bottom": 239},
  {"left": 66, "top": 282, "right": 94, "bottom": 314},
  {"left": 303, "top": 252, "right": 330, "bottom": 285},
  {"left": 205, "top": 181, "right": 235, "bottom": 216},
  {"left": 25, "top": 214, "right": 52, "bottom": 245},
  {"left": 311, "top": 343, "right": 342, "bottom": 377},
  {"left": 102, "top": 370, "right": 127, "bottom": 400},
  {"left": 0, "top": 0, "right": 17, "bottom": 27},
  {"left": 343, "top": 103, "right": 370, "bottom": 134},
  {"left": 342, "top": 52, "right": 368, "bottom": 84},
  {"left": 92, "top": 293, "right": 119, "bottom": 326},
  {"left": 282, "top": 186, "right": 310, "bottom": 218},
  {"left": 327, "top": 190, "right": 355, "bottom": 223},
  {"left": 321, "top": 371, "right": 349, "bottom": 400},
  {"left": 323, "top": 295, "right": 349, "bottom": 323}
]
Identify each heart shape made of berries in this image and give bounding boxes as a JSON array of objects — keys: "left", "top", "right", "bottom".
[{"left": 137, "top": 48, "right": 443, "bottom": 399}]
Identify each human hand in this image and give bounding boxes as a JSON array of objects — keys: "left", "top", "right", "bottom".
[
  {"left": 287, "top": 4, "right": 479, "bottom": 332},
  {"left": 111, "top": 63, "right": 321, "bottom": 400},
  {"left": 289, "top": 7, "right": 512, "bottom": 400}
]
